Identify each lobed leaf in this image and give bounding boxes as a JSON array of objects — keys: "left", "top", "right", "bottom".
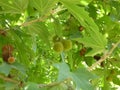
[
  {"left": 0, "top": 0, "right": 28, "bottom": 14},
  {"left": 60, "top": 0, "right": 107, "bottom": 56},
  {"left": 30, "top": 0, "right": 58, "bottom": 16},
  {"left": 27, "top": 22, "right": 50, "bottom": 46},
  {"left": 0, "top": 63, "right": 12, "bottom": 76},
  {"left": 54, "top": 62, "right": 96, "bottom": 90}
]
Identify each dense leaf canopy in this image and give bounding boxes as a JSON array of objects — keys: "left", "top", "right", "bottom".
[{"left": 0, "top": 0, "right": 120, "bottom": 90}]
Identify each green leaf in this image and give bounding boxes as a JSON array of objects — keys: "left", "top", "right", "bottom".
[
  {"left": 54, "top": 62, "right": 96, "bottom": 90},
  {"left": 25, "top": 82, "right": 39, "bottom": 90},
  {"left": 102, "top": 81, "right": 111, "bottom": 90},
  {"left": 113, "top": 76, "right": 120, "bottom": 85},
  {"left": 27, "top": 22, "right": 50, "bottom": 46},
  {"left": 68, "top": 0, "right": 92, "bottom": 6},
  {"left": 54, "top": 62, "right": 70, "bottom": 81},
  {"left": 4, "top": 82, "right": 16, "bottom": 90},
  {"left": 79, "top": 0, "right": 92, "bottom": 6},
  {"left": 49, "top": 84, "right": 67, "bottom": 90},
  {"left": 0, "top": 63, "right": 12, "bottom": 76},
  {"left": 60, "top": 0, "right": 107, "bottom": 56},
  {"left": 8, "top": 29, "right": 31, "bottom": 66},
  {"left": 52, "top": 18, "right": 63, "bottom": 37},
  {"left": 84, "top": 57, "right": 94, "bottom": 66},
  {"left": 0, "top": 0, "right": 28, "bottom": 14},
  {"left": 11, "top": 62, "right": 26, "bottom": 75},
  {"left": 30, "top": 0, "right": 58, "bottom": 16},
  {"left": 0, "top": 62, "right": 26, "bottom": 76},
  {"left": 39, "top": 87, "right": 47, "bottom": 90},
  {"left": 71, "top": 68, "right": 95, "bottom": 90},
  {"left": 110, "top": 58, "right": 120, "bottom": 68}
]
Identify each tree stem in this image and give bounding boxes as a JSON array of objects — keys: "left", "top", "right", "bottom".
[
  {"left": 20, "top": 15, "right": 47, "bottom": 27},
  {"left": 88, "top": 39, "right": 120, "bottom": 71},
  {"left": 0, "top": 74, "right": 19, "bottom": 84}
]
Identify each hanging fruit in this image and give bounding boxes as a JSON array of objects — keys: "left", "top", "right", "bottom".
[
  {"left": 53, "top": 42, "right": 64, "bottom": 53},
  {"left": 1, "top": 44, "right": 15, "bottom": 63},
  {"left": 62, "top": 39, "right": 72, "bottom": 51}
]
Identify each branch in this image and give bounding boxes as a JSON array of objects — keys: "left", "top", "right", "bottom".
[
  {"left": 0, "top": 74, "right": 19, "bottom": 84},
  {"left": 20, "top": 15, "right": 47, "bottom": 27},
  {"left": 88, "top": 39, "right": 120, "bottom": 71},
  {"left": 0, "top": 73, "right": 72, "bottom": 88},
  {"left": 20, "top": 8, "right": 63, "bottom": 27}
]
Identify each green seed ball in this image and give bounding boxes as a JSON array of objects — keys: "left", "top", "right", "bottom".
[
  {"left": 53, "top": 42, "right": 64, "bottom": 53},
  {"left": 62, "top": 40, "right": 72, "bottom": 51}
]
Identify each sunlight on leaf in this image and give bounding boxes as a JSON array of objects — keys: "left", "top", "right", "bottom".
[
  {"left": 54, "top": 62, "right": 96, "bottom": 90},
  {"left": 27, "top": 22, "right": 50, "bottom": 46},
  {"left": 71, "top": 68, "right": 96, "bottom": 90},
  {"left": 25, "top": 82, "right": 39, "bottom": 90},
  {"left": 60, "top": 0, "right": 107, "bottom": 56},
  {"left": 54, "top": 62, "right": 70, "bottom": 81},
  {"left": 30, "top": 0, "right": 58, "bottom": 16},
  {"left": 0, "top": 0, "right": 28, "bottom": 14}
]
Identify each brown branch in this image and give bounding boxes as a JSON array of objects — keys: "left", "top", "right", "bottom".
[
  {"left": 20, "top": 15, "right": 47, "bottom": 27},
  {"left": 0, "top": 74, "right": 19, "bottom": 84},
  {"left": 0, "top": 73, "right": 72, "bottom": 88},
  {"left": 88, "top": 39, "right": 120, "bottom": 71},
  {"left": 20, "top": 8, "right": 62, "bottom": 27}
]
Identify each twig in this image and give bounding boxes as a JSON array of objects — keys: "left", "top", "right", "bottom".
[
  {"left": 20, "top": 8, "right": 63, "bottom": 27},
  {"left": 20, "top": 15, "right": 47, "bottom": 27},
  {"left": 88, "top": 39, "right": 120, "bottom": 71},
  {"left": 0, "top": 74, "right": 19, "bottom": 84},
  {"left": 0, "top": 73, "right": 70, "bottom": 88}
]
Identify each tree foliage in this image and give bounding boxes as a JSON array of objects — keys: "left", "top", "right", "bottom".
[{"left": 0, "top": 0, "right": 120, "bottom": 90}]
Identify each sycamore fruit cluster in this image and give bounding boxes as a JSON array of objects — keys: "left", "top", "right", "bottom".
[
  {"left": 8, "top": 57, "right": 15, "bottom": 64},
  {"left": 2, "top": 45, "right": 15, "bottom": 64},
  {"left": 62, "top": 40, "right": 72, "bottom": 51},
  {"left": 52, "top": 36, "right": 72, "bottom": 53},
  {"left": 53, "top": 42, "right": 64, "bottom": 53}
]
